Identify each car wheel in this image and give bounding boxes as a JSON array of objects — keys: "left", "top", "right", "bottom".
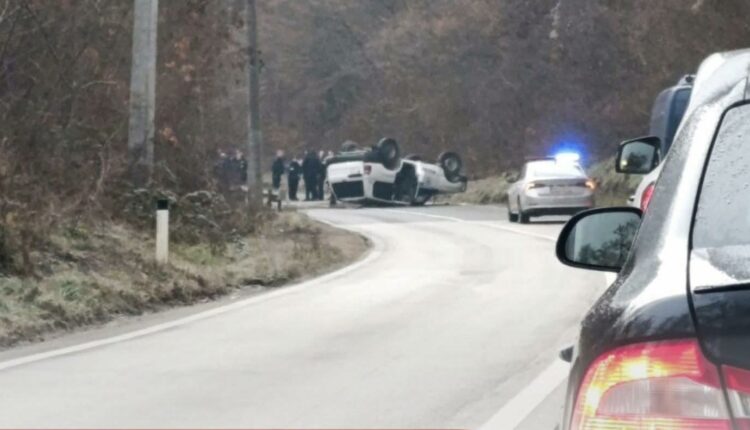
[
  {"left": 507, "top": 202, "right": 519, "bottom": 223},
  {"left": 518, "top": 199, "right": 530, "bottom": 224},
  {"left": 438, "top": 151, "right": 463, "bottom": 183},
  {"left": 376, "top": 137, "right": 401, "bottom": 170}
]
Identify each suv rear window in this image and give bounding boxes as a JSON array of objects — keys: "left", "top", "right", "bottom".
[
  {"left": 692, "top": 104, "right": 750, "bottom": 284},
  {"left": 665, "top": 88, "right": 691, "bottom": 151}
]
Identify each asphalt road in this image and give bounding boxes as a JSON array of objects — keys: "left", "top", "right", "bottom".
[{"left": 0, "top": 204, "right": 607, "bottom": 429}]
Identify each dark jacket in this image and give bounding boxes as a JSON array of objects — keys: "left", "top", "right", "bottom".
[
  {"left": 288, "top": 160, "right": 302, "bottom": 181},
  {"left": 271, "top": 157, "right": 285, "bottom": 179},
  {"left": 302, "top": 153, "right": 321, "bottom": 179},
  {"left": 227, "top": 157, "right": 247, "bottom": 186}
]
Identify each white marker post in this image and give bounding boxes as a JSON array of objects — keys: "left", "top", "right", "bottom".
[{"left": 155, "top": 199, "right": 169, "bottom": 264}]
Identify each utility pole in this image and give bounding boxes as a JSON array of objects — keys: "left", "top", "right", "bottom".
[
  {"left": 245, "top": 0, "right": 263, "bottom": 204},
  {"left": 127, "top": 0, "right": 158, "bottom": 187}
]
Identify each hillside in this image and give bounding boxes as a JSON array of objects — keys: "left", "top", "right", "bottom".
[
  {"left": 2, "top": 0, "right": 750, "bottom": 275},
  {"left": 257, "top": 0, "right": 750, "bottom": 174}
]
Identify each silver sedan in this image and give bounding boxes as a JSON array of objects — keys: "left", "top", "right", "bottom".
[{"left": 506, "top": 158, "right": 595, "bottom": 223}]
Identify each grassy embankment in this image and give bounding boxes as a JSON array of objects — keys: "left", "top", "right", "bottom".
[
  {"left": 446, "top": 157, "right": 641, "bottom": 207},
  {"left": 0, "top": 210, "right": 368, "bottom": 348}
]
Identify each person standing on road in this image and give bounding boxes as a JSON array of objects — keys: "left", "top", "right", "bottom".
[
  {"left": 214, "top": 149, "right": 231, "bottom": 192},
  {"left": 316, "top": 150, "right": 327, "bottom": 200},
  {"left": 271, "top": 149, "right": 286, "bottom": 192},
  {"left": 228, "top": 148, "right": 247, "bottom": 189},
  {"left": 302, "top": 150, "right": 319, "bottom": 201},
  {"left": 287, "top": 157, "right": 301, "bottom": 201}
]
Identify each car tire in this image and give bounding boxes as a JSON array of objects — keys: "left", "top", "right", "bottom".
[
  {"left": 518, "top": 199, "right": 530, "bottom": 224},
  {"left": 507, "top": 202, "right": 519, "bottom": 223},
  {"left": 376, "top": 138, "right": 401, "bottom": 170},
  {"left": 438, "top": 151, "right": 463, "bottom": 183}
]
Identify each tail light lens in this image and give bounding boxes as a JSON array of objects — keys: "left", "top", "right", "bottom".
[
  {"left": 723, "top": 365, "right": 750, "bottom": 429},
  {"left": 571, "top": 340, "right": 731, "bottom": 429},
  {"left": 640, "top": 182, "right": 655, "bottom": 211},
  {"left": 363, "top": 164, "right": 372, "bottom": 175}
]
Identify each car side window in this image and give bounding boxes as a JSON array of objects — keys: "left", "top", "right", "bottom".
[{"left": 692, "top": 104, "right": 750, "bottom": 285}]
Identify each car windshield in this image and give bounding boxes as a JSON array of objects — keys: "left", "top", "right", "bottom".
[{"left": 527, "top": 161, "right": 585, "bottom": 178}]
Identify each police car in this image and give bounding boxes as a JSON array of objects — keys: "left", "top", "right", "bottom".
[
  {"left": 506, "top": 154, "right": 595, "bottom": 223},
  {"left": 326, "top": 138, "right": 467, "bottom": 206}
]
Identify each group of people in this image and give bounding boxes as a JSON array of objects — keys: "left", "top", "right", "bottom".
[
  {"left": 271, "top": 149, "right": 334, "bottom": 201},
  {"left": 214, "top": 149, "right": 248, "bottom": 192}
]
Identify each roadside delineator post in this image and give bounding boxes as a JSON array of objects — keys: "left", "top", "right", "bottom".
[{"left": 155, "top": 199, "right": 169, "bottom": 264}]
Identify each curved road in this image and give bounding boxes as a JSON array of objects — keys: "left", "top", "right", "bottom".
[{"left": 0, "top": 205, "right": 606, "bottom": 429}]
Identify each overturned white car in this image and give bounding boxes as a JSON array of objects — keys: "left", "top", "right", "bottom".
[{"left": 326, "top": 138, "right": 467, "bottom": 206}]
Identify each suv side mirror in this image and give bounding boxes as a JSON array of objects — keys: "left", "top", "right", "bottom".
[
  {"left": 556, "top": 207, "right": 642, "bottom": 272},
  {"left": 616, "top": 136, "right": 661, "bottom": 174}
]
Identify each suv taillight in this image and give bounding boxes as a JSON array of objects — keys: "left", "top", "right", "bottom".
[
  {"left": 724, "top": 365, "right": 750, "bottom": 429},
  {"left": 640, "top": 182, "right": 655, "bottom": 212},
  {"left": 571, "top": 340, "right": 731, "bottom": 429}
]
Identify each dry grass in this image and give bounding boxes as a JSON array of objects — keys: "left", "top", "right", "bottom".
[
  {"left": 0, "top": 212, "right": 369, "bottom": 348},
  {"left": 586, "top": 157, "right": 642, "bottom": 207},
  {"left": 442, "top": 158, "right": 641, "bottom": 208},
  {"left": 439, "top": 173, "right": 516, "bottom": 205}
]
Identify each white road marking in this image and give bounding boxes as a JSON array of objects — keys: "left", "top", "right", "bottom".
[
  {"left": 477, "top": 221, "right": 557, "bottom": 242},
  {"left": 0, "top": 232, "right": 385, "bottom": 372},
  {"left": 474, "top": 269, "right": 618, "bottom": 429},
  {"left": 390, "top": 208, "right": 622, "bottom": 429},
  {"left": 0, "top": 207, "right": 607, "bottom": 427},
  {"left": 340, "top": 209, "right": 610, "bottom": 428},
  {"left": 390, "top": 208, "right": 571, "bottom": 429},
  {"left": 478, "top": 359, "right": 570, "bottom": 430},
  {"left": 385, "top": 209, "right": 557, "bottom": 242}
]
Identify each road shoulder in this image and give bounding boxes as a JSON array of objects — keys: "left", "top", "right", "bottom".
[{"left": 0, "top": 211, "right": 371, "bottom": 353}]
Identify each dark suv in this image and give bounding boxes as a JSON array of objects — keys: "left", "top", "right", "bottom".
[{"left": 556, "top": 49, "right": 750, "bottom": 429}]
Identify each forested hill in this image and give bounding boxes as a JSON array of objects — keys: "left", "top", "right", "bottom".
[
  {"left": 258, "top": 0, "right": 750, "bottom": 175},
  {"left": 1, "top": 0, "right": 750, "bottom": 225}
]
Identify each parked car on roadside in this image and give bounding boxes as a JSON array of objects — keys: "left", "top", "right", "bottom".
[
  {"left": 620, "top": 75, "right": 693, "bottom": 210},
  {"left": 506, "top": 157, "right": 595, "bottom": 223},
  {"left": 325, "top": 138, "right": 467, "bottom": 206},
  {"left": 555, "top": 48, "right": 750, "bottom": 430}
]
